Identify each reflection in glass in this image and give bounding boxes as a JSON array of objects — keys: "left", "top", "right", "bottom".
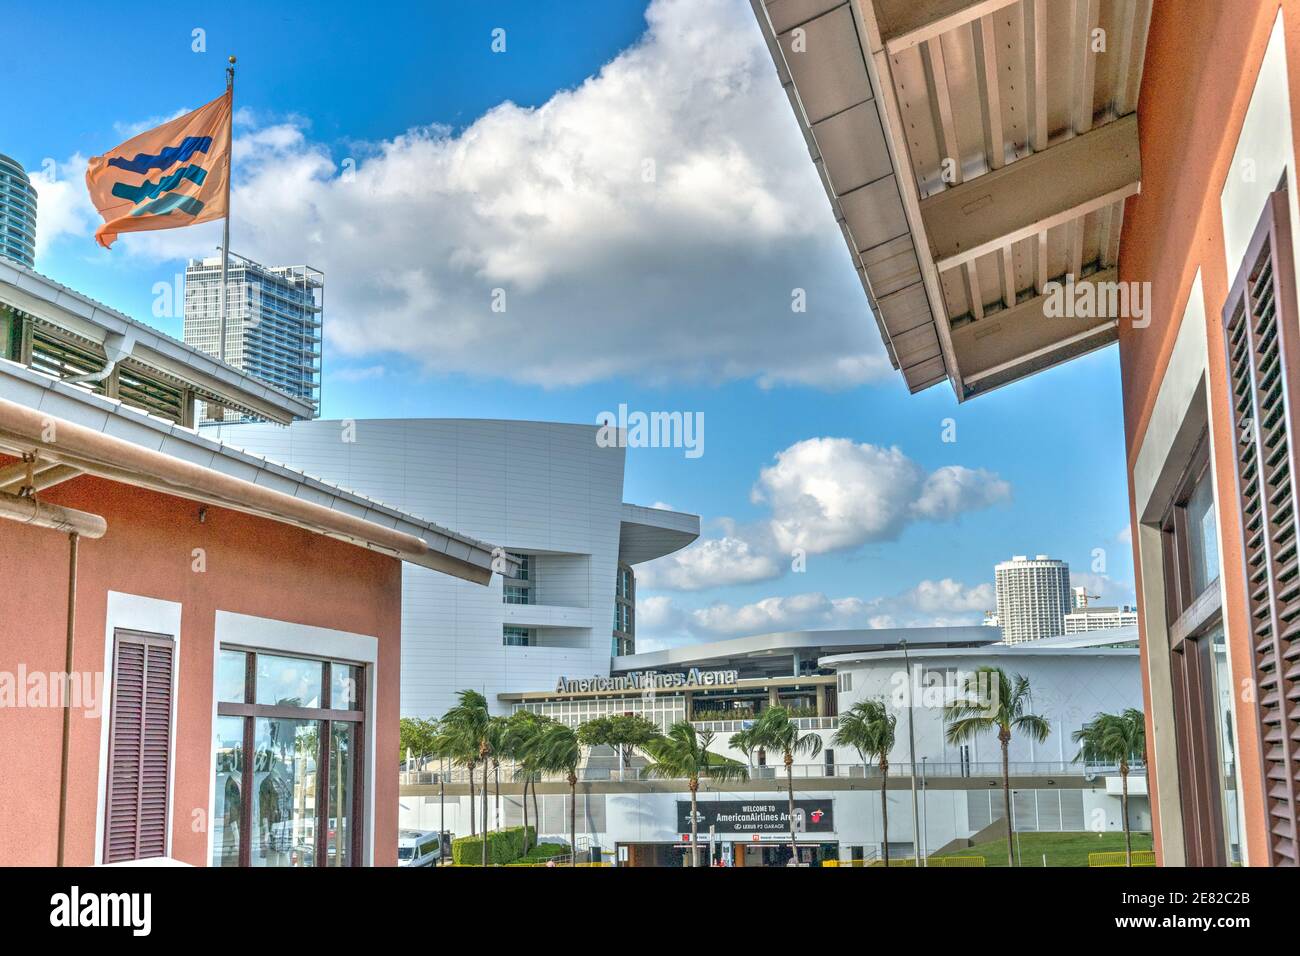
[
  {"left": 211, "top": 716, "right": 244, "bottom": 866},
  {"left": 327, "top": 722, "right": 356, "bottom": 866},
  {"left": 216, "top": 650, "right": 247, "bottom": 704},
  {"left": 330, "top": 663, "right": 360, "bottom": 710},
  {"left": 255, "top": 654, "right": 322, "bottom": 708},
  {"left": 1208, "top": 627, "right": 1243, "bottom": 863},
  {"left": 251, "top": 718, "right": 319, "bottom": 867},
  {"left": 1187, "top": 471, "right": 1220, "bottom": 595}
]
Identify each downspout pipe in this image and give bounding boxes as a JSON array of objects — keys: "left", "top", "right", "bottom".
[
  {"left": 63, "top": 331, "right": 134, "bottom": 387},
  {"left": 57, "top": 532, "right": 79, "bottom": 866}
]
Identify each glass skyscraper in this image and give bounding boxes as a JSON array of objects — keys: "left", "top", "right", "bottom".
[
  {"left": 183, "top": 252, "right": 322, "bottom": 423},
  {"left": 0, "top": 154, "right": 37, "bottom": 269}
]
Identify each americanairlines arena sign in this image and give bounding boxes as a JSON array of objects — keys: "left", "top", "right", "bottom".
[
  {"left": 677, "top": 800, "right": 834, "bottom": 834},
  {"left": 555, "top": 668, "right": 739, "bottom": 694}
]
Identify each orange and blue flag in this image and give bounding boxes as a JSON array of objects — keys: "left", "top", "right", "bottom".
[{"left": 85, "top": 91, "right": 231, "bottom": 249}]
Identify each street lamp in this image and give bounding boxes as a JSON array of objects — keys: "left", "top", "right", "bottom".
[
  {"left": 920, "top": 755, "right": 929, "bottom": 866},
  {"left": 439, "top": 754, "right": 446, "bottom": 867},
  {"left": 901, "top": 639, "right": 921, "bottom": 866}
]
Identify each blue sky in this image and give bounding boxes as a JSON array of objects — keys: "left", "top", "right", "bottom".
[{"left": 2, "top": 0, "right": 1134, "bottom": 647}]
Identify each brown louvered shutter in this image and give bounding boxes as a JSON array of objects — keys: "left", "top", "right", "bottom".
[
  {"left": 103, "top": 630, "right": 174, "bottom": 863},
  {"left": 1222, "top": 186, "right": 1300, "bottom": 866}
]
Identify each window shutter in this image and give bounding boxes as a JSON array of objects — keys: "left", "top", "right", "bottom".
[
  {"left": 103, "top": 630, "right": 174, "bottom": 863},
  {"left": 1222, "top": 187, "right": 1300, "bottom": 866}
]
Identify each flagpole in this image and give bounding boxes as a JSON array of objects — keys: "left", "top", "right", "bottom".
[{"left": 218, "top": 55, "right": 235, "bottom": 363}]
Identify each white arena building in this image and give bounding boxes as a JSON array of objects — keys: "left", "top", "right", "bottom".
[{"left": 216, "top": 418, "right": 700, "bottom": 717}]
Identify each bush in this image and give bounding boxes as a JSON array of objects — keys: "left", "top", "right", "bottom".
[
  {"left": 502, "top": 843, "right": 572, "bottom": 866},
  {"left": 451, "top": 826, "right": 537, "bottom": 866},
  {"left": 521, "top": 841, "right": 569, "bottom": 862}
]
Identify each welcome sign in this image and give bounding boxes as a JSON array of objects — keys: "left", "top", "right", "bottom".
[{"left": 676, "top": 800, "right": 834, "bottom": 835}]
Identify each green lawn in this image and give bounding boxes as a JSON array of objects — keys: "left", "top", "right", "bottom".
[{"left": 958, "top": 830, "right": 1154, "bottom": 867}]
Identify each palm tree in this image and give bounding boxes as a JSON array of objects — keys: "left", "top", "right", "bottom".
[
  {"left": 728, "top": 724, "right": 757, "bottom": 771},
  {"left": 644, "top": 722, "right": 748, "bottom": 867},
  {"left": 440, "top": 689, "right": 492, "bottom": 865},
  {"left": 486, "top": 716, "right": 509, "bottom": 831},
  {"left": 746, "top": 706, "right": 822, "bottom": 863},
  {"left": 1073, "top": 707, "right": 1145, "bottom": 866},
  {"left": 504, "top": 711, "right": 549, "bottom": 854},
  {"left": 535, "top": 722, "right": 583, "bottom": 865},
  {"left": 431, "top": 716, "right": 478, "bottom": 838},
  {"left": 945, "top": 667, "right": 1051, "bottom": 867},
  {"left": 832, "top": 700, "right": 897, "bottom": 864}
]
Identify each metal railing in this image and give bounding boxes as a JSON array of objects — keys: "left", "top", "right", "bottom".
[
  {"left": 398, "top": 759, "right": 1145, "bottom": 787},
  {"left": 689, "top": 716, "right": 838, "bottom": 733}
]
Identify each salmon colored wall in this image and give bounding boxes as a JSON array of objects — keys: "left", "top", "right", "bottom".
[
  {"left": 0, "top": 469, "right": 403, "bottom": 866},
  {"left": 1119, "top": 1, "right": 1300, "bottom": 866}
]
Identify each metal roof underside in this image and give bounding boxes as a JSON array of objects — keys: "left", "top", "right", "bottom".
[
  {"left": 752, "top": 0, "right": 1152, "bottom": 400},
  {"left": 0, "top": 258, "right": 314, "bottom": 424}
]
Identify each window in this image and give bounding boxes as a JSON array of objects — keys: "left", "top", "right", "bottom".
[
  {"left": 504, "top": 626, "right": 532, "bottom": 647},
  {"left": 211, "top": 648, "right": 365, "bottom": 867},
  {"left": 104, "top": 630, "right": 174, "bottom": 863},
  {"left": 1161, "top": 434, "right": 1234, "bottom": 865},
  {"left": 1220, "top": 185, "right": 1300, "bottom": 866},
  {"left": 501, "top": 554, "right": 533, "bottom": 606},
  {"left": 503, "top": 552, "right": 534, "bottom": 604}
]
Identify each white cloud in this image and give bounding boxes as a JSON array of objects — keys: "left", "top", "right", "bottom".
[
  {"left": 28, "top": 156, "right": 97, "bottom": 256},
  {"left": 689, "top": 592, "right": 869, "bottom": 636},
  {"left": 637, "top": 595, "right": 689, "bottom": 635},
  {"left": 906, "top": 578, "right": 995, "bottom": 614},
  {"left": 1116, "top": 525, "right": 1133, "bottom": 545},
  {"left": 639, "top": 436, "right": 1011, "bottom": 590},
  {"left": 637, "top": 578, "right": 996, "bottom": 645},
  {"left": 756, "top": 439, "right": 1011, "bottom": 554},
  {"left": 638, "top": 530, "right": 781, "bottom": 591},
  {"left": 911, "top": 465, "right": 1013, "bottom": 521},
  {"left": 329, "top": 364, "right": 387, "bottom": 383},
  {"left": 755, "top": 439, "right": 925, "bottom": 553},
  {"left": 52, "top": 0, "right": 888, "bottom": 391}
]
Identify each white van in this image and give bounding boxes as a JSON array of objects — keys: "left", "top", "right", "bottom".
[{"left": 398, "top": 829, "right": 443, "bottom": 867}]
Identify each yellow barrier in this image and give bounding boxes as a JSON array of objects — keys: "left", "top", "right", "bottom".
[
  {"left": 831, "top": 855, "right": 984, "bottom": 868},
  {"left": 503, "top": 859, "right": 614, "bottom": 867},
  {"left": 1088, "top": 850, "right": 1156, "bottom": 867}
]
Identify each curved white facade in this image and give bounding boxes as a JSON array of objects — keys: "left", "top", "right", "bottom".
[{"left": 216, "top": 418, "right": 699, "bottom": 717}]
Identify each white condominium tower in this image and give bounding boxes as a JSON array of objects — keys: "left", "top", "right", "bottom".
[
  {"left": 183, "top": 252, "right": 322, "bottom": 423},
  {"left": 0, "top": 154, "right": 37, "bottom": 269},
  {"left": 995, "top": 554, "right": 1072, "bottom": 644}
]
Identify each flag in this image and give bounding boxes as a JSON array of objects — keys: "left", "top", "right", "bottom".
[{"left": 85, "top": 90, "right": 231, "bottom": 249}]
